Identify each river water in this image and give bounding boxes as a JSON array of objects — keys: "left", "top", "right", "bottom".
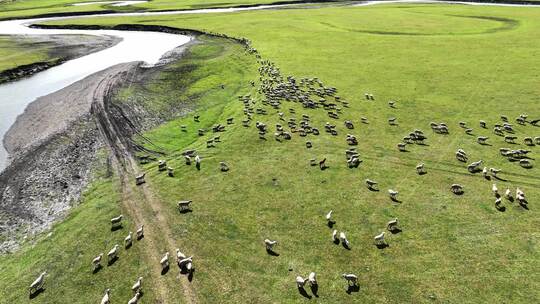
[{"left": 0, "top": 0, "right": 537, "bottom": 171}]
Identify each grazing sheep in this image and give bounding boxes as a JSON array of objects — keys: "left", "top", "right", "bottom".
[
  {"left": 220, "top": 162, "right": 230, "bottom": 172},
  {"left": 361, "top": 117, "right": 368, "bottom": 124},
  {"left": 131, "top": 277, "right": 143, "bottom": 294},
  {"left": 185, "top": 155, "right": 192, "bottom": 165},
  {"left": 482, "top": 167, "right": 488, "bottom": 178},
  {"left": 479, "top": 120, "right": 486, "bottom": 128},
  {"left": 167, "top": 167, "right": 174, "bottom": 177},
  {"left": 178, "top": 200, "right": 193, "bottom": 212},
  {"left": 504, "top": 135, "right": 517, "bottom": 144},
  {"left": 326, "top": 210, "right": 333, "bottom": 224},
  {"left": 308, "top": 272, "right": 317, "bottom": 286},
  {"left": 489, "top": 168, "right": 501, "bottom": 178},
  {"left": 332, "top": 229, "right": 338, "bottom": 242},
  {"left": 374, "top": 231, "right": 386, "bottom": 246},
  {"left": 397, "top": 143, "right": 407, "bottom": 152},
  {"left": 477, "top": 136, "right": 489, "bottom": 145},
  {"left": 534, "top": 136, "right": 540, "bottom": 145},
  {"left": 456, "top": 150, "right": 468, "bottom": 162},
  {"left": 195, "top": 155, "right": 201, "bottom": 167},
  {"left": 158, "top": 160, "right": 167, "bottom": 171},
  {"left": 135, "top": 173, "right": 146, "bottom": 185},
  {"left": 339, "top": 231, "right": 350, "bottom": 248},
  {"left": 264, "top": 239, "right": 278, "bottom": 251},
  {"left": 495, "top": 197, "right": 503, "bottom": 210},
  {"left": 160, "top": 252, "right": 170, "bottom": 270},
  {"left": 107, "top": 245, "right": 119, "bottom": 262},
  {"left": 136, "top": 225, "right": 144, "bottom": 239},
  {"left": 178, "top": 256, "right": 193, "bottom": 271},
  {"left": 110, "top": 215, "right": 123, "bottom": 228},
  {"left": 387, "top": 218, "right": 399, "bottom": 231},
  {"left": 389, "top": 117, "right": 397, "bottom": 126},
  {"left": 296, "top": 276, "right": 308, "bottom": 288},
  {"left": 388, "top": 189, "right": 399, "bottom": 200},
  {"left": 319, "top": 158, "right": 327, "bottom": 170},
  {"left": 92, "top": 253, "right": 103, "bottom": 271},
  {"left": 524, "top": 137, "right": 534, "bottom": 146},
  {"left": 342, "top": 273, "right": 358, "bottom": 286},
  {"left": 100, "top": 288, "right": 110, "bottom": 304},
  {"left": 519, "top": 159, "right": 533, "bottom": 168},
  {"left": 127, "top": 291, "right": 141, "bottom": 304},
  {"left": 124, "top": 232, "right": 133, "bottom": 248},
  {"left": 366, "top": 179, "right": 378, "bottom": 190},
  {"left": 467, "top": 160, "right": 483, "bottom": 173},
  {"left": 416, "top": 163, "right": 425, "bottom": 174},
  {"left": 459, "top": 121, "right": 467, "bottom": 128},
  {"left": 176, "top": 248, "right": 187, "bottom": 263},
  {"left": 465, "top": 128, "right": 473, "bottom": 135},
  {"left": 492, "top": 183, "right": 499, "bottom": 195},
  {"left": 388, "top": 101, "right": 396, "bottom": 108},
  {"left": 29, "top": 271, "right": 47, "bottom": 295},
  {"left": 505, "top": 188, "right": 513, "bottom": 200},
  {"left": 451, "top": 184, "right": 463, "bottom": 195}
]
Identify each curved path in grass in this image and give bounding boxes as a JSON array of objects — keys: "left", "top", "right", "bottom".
[{"left": 0, "top": 0, "right": 537, "bottom": 170}]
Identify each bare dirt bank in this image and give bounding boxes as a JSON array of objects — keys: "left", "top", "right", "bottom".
[{"left": 0, "top": 34, "right": 121, "bottom": 84}]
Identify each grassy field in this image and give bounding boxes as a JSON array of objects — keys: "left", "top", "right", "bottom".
[
  {"left": 0, "top": 37, "right": 50, "bottom": 71},
  {"left": 1, "top": 2, "right": 540, "bottom": 304},
  {"left": 36, "top": 3, "right": 540, "bottom": 303}
]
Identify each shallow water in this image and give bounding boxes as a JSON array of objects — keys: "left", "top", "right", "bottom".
[{"left": 0, "top": 0, "right": 536, "bottom": 171}]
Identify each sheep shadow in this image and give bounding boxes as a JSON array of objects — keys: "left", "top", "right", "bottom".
[
  {"left": 493, "top": 176, "right": 508, "bottom": 182},
  {"left": 110, "top": 225, "right": 123, "bottom": 232},
  {"left": 188, "top": 269, "right": 195, "bottom": 282},
  {"left": 266, "top": 249, "right": 280, "bottom": 257},
  {"left": 333, "top": 239, "right": 340, "bottom": 245},
  {"left": 161, "top": 265, "right": 170, "bottom": 275},
  {"left": 484, "top": 175, "right": 491, "bottom": 181},
  {"left": 390, "top": 197, "right": 402, "bottom": 203},
  {"left": 310, "top": 284, "right": 319, "bottom": 297},
  {"left": 519, "top": 201, "right": 529, "bottom": 210},
  {"left": 327, "top": 221, "right": 336, "bottom": 228},
  {"left": 107, "top": 256, "right": 119, "bottom": 266},
  {"left": 320, "top": 165, "right": 329, "bottom": 171},
  {"left": 496, "top": 206, "right": 506, "bottom": 212},
  {"left": 29, "top": 287, "right": 45, "bottom": 299},
  {"left": 342, "top": 243, "right": 351, "bottom": 250},
  {"left": 179, "top": 209, "right": 193, "bottom": 214},
  {"left": 495, "top": 193, "right": 501, "bottom": 199},
  {"left": 92, "top": 265, "right": 103, "bottom": 274},
  {"left": 346, "top": 284, "right": 360, "bottom": 294},
  {"left": 297, "top": 287, "right": 312, "bottom": 299},
  {"left": 125, "top": 243, "right": 132, "bottom": 250},
  {"left": 137, "top": 234, "right": 144, "bottom": 241},
  {"left": 375, "top": 243, "right": 389, "bottom": 249},
  {"left": 389, "top": 228, "right": 402, "bottom": 235},
  {"left": 417, "top": 171, "right": 427, "bottom": 176},
  {"left": 195, "top": 163, "right": 201, "bottom": 171},
  {"left": 367, "top": 186, "right": 379, "bottom": 192}
]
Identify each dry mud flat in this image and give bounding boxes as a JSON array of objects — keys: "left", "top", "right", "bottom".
[{"left": 0, "top": 34, "right": 120, "bottom": 84}]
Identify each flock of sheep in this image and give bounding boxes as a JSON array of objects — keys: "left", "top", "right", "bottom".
[{"left": 27, "top": 37, "right": 536, "bottom": 301}]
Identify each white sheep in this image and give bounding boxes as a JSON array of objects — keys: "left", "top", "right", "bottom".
[
  {"left": 178, "top": 256, "right": 193, "bottom": 271},
  {"left": 308, "top": 272, "right": 317, "bottom": 286},
  {"left": 451, "top": 184, "right": 463, "bottom": 194},
  {"left": 124, "top": 231, "right": 133, "bottom": 248},
  {"left": 326, "top": 210, "right": 333, "bottom": 223},
  {"left": 160, "top": 252, "right": 170, "bottom": 270},
  {"left": 374, "top": 231, "right": 386, "bottom": 245},
  {"left": 100, "top": 288, "right": 110, "bottom": 304},
  {"left": 131, "top": 277, "right": 143, "bottom": 294},
  {"left": 495, "top": 197, "right": 503, "bottom": 209},
  {"left": 176, "top": 248, "right": 186, "bottom": 262},
  {"left": 482, "top": 167, "right": 488, "bottom": 178},
  {"left": 92, "top": 253, "right": 103, "bottom": 271},
  {"left": 339, "top": 231, "right": 350, "bottom": 248},
  {"left": 264, "top": 239, "right": 278, "bottom": 251},
  {"left": 388, "top": 189, "right": 399, "bottom": 200},
  {"left": 29, "top": 271, "right": 46, "bottom": 294},
  {"left": 505, "top": 188, "right": 512, "bottom": 200},
  {"left": 387, "top": 218, "right": 399, "bottom": 231},
  {"left": 136, "top": 225, "right": 144, "bottom": 239},
  {"left": 492, "top": 183, "right": 499, "bottom": 195},
  {"left": 296, "top": 276, "right": 308, "bottom": 288},
  {"left": 397, "top": 143, "right": 407, "bottom": 152},
  {"left": 107, "top": 244, "right": 119, "bottom": 262},
  {"left": 342, "top": 273, "right": 358, "bottom": 286},
  {"left": 110, "top": 215, "right": 123, "bottom": 227},
  {"left": 178, "top": 200, "right": 193, "bottom": 211},
  {"left": 332, "top": 229, "right": 338, "bottom": 242},
  {"left": 365, "top": 179, "right": 378, "bottom": 190},
  {"left": 127, "top": 291, "right": 141, "bottom": 304},
  {"left": 416, "top": 163, "right": 425, "bottom": 174}
]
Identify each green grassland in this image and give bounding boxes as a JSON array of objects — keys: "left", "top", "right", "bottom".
[
  {"left": 1, "top": 2, "right": 539, "bottom": 304},
  {"left": 0, "top": 37, "right": 50, "bottom": 72}
]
